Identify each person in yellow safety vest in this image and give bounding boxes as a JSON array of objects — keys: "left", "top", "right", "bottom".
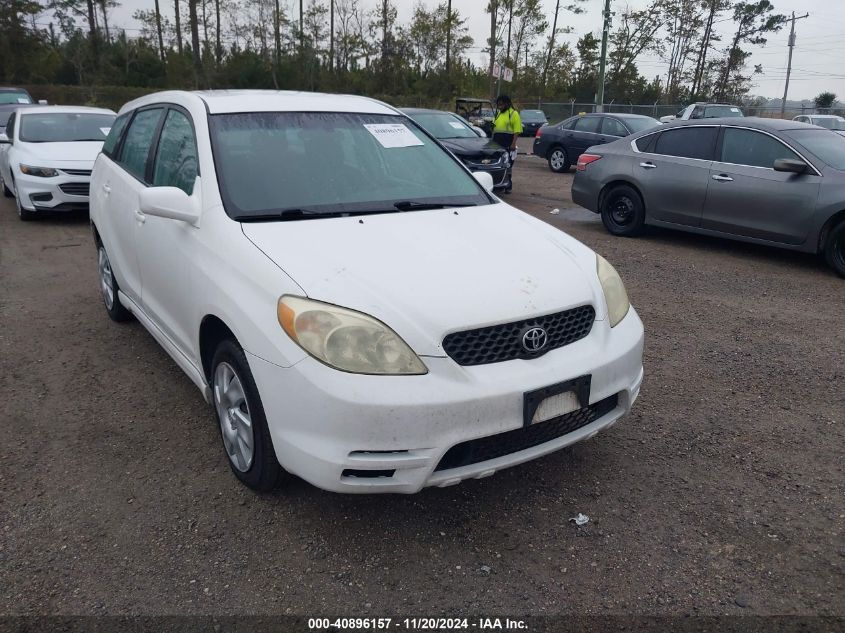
[{"left": 492, "top": 94, "right": 522, "bottom": 194}]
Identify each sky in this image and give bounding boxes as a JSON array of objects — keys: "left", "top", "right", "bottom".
[{"left": 101, "top": 0, "right": 845, "bottom": 101}]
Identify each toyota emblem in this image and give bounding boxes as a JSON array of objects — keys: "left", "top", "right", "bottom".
[{"left": 522, "top": 327, "right": 548, "bottom": 353}]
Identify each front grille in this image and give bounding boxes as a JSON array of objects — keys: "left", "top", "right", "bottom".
[
  {"left": 61, "top": 168, "right": 92, "bottom": 176},
  {"left": 434, "top": 394, "right": 618, "bottom": 472},
  {"left": 59, "top": 182, "right": 90, "bottom": 196},
  {"left": 442, "top": 305, "right": 595, "bottom": 366}
]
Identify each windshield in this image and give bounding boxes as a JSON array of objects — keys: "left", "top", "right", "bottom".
[
  {"left": 209, "top": 112, "right": 490, "bottom": 220},
  {"left": 0, "top": 90, "right": 32, "bottom": 105},
  {"left": 520, "top": 110, "right": 547, "bottom": 122},
  {"left": 624, "top": 117, "right": 661, "bottom": 133},
  {"left": 811, "top": 117, "right": 845, "bottom": 131},
  {"left": 19, "top": 113, "right": 115, "bottom": 142},
  {"left": 784, "top": 129, "right": 845, "bottom": 170},
  {"left": 703, "top": 105, "right": 743, "bottom": 118},
  {"left": 408, "top": 112, "right": 476, "bottom": 139}
]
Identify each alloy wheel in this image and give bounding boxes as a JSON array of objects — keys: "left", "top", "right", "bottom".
[
  {"left": 214, "top": 362, "right": 254, "bottom": 472},
  {"left": 98, "top": 247, "right": 115, "bottom": 310},
  {"left": 550, "top": 150, "right": 565, "bottom": 170}
]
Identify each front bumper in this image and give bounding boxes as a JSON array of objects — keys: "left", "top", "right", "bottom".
[
  {"left": 247, "top": 308, "right": 644, "bottom": 494},
  {"left": 465, "top": 162, "right": 509, "bottom": 189},
  {"left": 14, "top": 168, "right": 92, "bottom": 212}
]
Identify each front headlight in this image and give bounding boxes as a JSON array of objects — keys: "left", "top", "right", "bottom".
[
  {"left": 277, "top": 296, "right": 427, "bottom": 375},
  {"left": 20, "top": 165, "right": 59, "bottom": 178},
  {"left": 596, "top": 254, "right": 630, "bottom": 328}
]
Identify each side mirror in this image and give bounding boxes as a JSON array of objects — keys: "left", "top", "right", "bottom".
[
  {"left": 0, "top": 133, "right": 9, "bottom": 144},
  {"left": 472, "top": 171, "right": 495, "bottom": 193},
  {"left": 38, "top": 99, "right": 48, "bottom": 105},
  {"left": 773, "top": 158, "right": 808, "bottom": 174},
  {"left": 139, "top": 185, "right": 200, "bottom": 224},
  {"left": 659, "top": 115, "right": 675, "bottom": 124},
  {"left": 472, "top": 125, "right": 486, "bottom": 138}
]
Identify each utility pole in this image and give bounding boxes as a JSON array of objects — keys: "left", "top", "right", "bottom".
[
  {"left": 488, "top": 0, "right": 497, "bottom": 102},
  {"left": 780, "top": 11, "right": 809, "bottom": 117},
  {"left": 445, "top": 0, "right": 452, "bottom": 76},
  {"left": 595, "top": 0, "right": 612, "bottom": 112},
  {"left": 497, "top": 0, "right": 513, "bottom": 98}
]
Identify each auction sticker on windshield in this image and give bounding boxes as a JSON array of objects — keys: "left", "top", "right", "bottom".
[
  {"left": 449, "top": 122, "right": 465, "bottom": 129},
  {"left": 364, "top": 123, "right": 424, "bottom": 149}
]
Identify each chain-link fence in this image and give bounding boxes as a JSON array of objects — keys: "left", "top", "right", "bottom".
[{"left": 526, "top": 100, "right": 845, "bottom": 124}]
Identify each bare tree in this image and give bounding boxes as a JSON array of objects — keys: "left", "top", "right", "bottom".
[
  {"left": 188, "top": 0, "right": 203, "bottom": 85},
  {"left": 174, "top": 0, "right": 184, "bottom": 54},
  {"left": 154, "top": 0, "right": 166, "bottom": 60}
]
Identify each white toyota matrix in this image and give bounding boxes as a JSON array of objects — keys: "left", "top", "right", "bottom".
[{"left": 89, "top": 90, "right": 644, "bottom": 493}]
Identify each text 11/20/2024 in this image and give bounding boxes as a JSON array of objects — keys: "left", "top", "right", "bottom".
[{"left": 307, "top": 617, "right": 528, "bottom": 630}]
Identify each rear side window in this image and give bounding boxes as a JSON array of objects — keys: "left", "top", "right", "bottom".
[
  {"left": 601, "top": 118, "right": 629, "bottom": 137},
  {"left": 118, "top": 108, "right": 163, "bottom": 180},
  {"left": 574, "top": 117, "right": 602, "bottom": 134},
  {"left": 152, "top": 109, "right": 198, "bottom": 195},
  {"left": 635, "top": 132, "right": 659, "bottom": 153},
  {"left": 654, "top": 127, "right": 717, "bottom": 160},
  {"left": 103, "top": 112, "right": 130, "bottom": 158},
  {"left": 720, "top": 128, "right": 800, "bottom": 169}
]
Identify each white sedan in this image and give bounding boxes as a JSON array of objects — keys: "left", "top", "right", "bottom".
[
  {"left": 0, "top": 105, "right": 116, "bottom": 220},
  {"left": 90, "top": 90, "right": 644, "bottom": 494}
]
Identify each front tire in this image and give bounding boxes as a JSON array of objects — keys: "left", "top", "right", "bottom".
[
  {"left": 97, "top": 244, "right": 132, "bottom": 321},
  {"left": 14, "top": 187, "right": 36, "bottom": 221},
  {"left": 1, "top": 172, "right": 12, "bottom": 198},
  {"left": 600, "top": 184, "right": 646, "bottom": 237},
  {"left": 547, "top": 146, "right": 570, "bottom": 173},
  {"left": 824, "top": 221, "right": 845, "bottom": 278},
  {"left": 211, "top": 339, "right": 282, "bottom": 491}
]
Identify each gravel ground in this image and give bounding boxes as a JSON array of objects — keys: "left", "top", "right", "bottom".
[{"left": 0, "top": 151, "right": 843, "bottom": 619}]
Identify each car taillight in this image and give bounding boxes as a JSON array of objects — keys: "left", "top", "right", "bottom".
[
  {"left": 576, "top": 154, "right": 602, "bottom": 171},
  {"left": 535, "top": 128, "right": 542, "bottom": 138}
]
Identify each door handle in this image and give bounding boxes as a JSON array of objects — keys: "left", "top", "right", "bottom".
[
  {"left": 134, "top": 209, "right": 146, "bottom": 224},
  {"left": 639, "top": 162, "right": 656, "bottom": 169},
  {"left": 712, "top": 174, "right": 734, "bottom": 182},
  {"left": 102, "top": 184, "right": 111, "bottom": 194}
]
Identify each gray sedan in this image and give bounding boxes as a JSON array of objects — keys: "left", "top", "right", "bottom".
[{"left": 571, "top": 117, "right": 845, "bottom": 277}]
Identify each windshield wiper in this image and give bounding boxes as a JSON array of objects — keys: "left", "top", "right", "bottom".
[
  {"left": 238, "top": 208, "right": 332, "bottom": 222},
  {"left": 393, "top": 201, "right": 477, "bottom": 211}
]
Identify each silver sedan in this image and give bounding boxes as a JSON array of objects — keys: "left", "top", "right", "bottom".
[{"left": 571, "top": 117, "right": 845, "bottom": 278}]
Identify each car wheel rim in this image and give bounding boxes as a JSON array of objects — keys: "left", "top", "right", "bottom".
[
  {"left": 610, "top": 197, "right": 635, "bottom": 225},
  {"left": 98, "top": 247, "right": 115, "bottom": 310},
  {"left": 834, "top": 235, "right": 845, "bottom": 270},
  {"left": 551, "top": 151, "right": 564, "bottom": 169},
  {"left": 214, "top": 362, "right": 254, "bottom": 473}
]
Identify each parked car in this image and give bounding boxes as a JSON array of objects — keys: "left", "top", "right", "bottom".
[
  {"left": 533, "top": 113, "right": 660, "bottom": 173},
  {"left": 793, "top": 114, "right": 845, "bottom": 136},
  {"left": 519, "top": 109, "right": 548, "bottom": 137},
  {"left": 0, "top": 87, "right": 34, "bottom": 105},
  {"left": 403, "top": 108, "right": 510, "bottom": 191},
  {"left": 571, "top": 117, "right": 845, "bottom": 277},
  {"left": 90, "top": 90, "right": 644, "bottom": 494},
  {"left": 0, "top": 105, "right": 116, "bottom": 220},
  {"left": 659, "top": 102, "right": 743, "bottom": 123},
  {"left": 0, "top": 103, "right": 38, "bottom": 137}
]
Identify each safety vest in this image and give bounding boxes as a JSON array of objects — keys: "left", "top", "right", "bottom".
[{"left": 493, "top": 108, "right": 523, "bottom": 135}]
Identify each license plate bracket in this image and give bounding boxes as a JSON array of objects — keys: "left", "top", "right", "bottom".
[{"left": 523, "top": 375, "right": 591, "bottom": 428}]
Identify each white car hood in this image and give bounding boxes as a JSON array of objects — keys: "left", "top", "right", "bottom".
[
  {"left": 19, "top": 141, "right": 103, "bottom": 164},
  {"left": 242, "top": 203, "right": 603, "bottom": 356}
]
